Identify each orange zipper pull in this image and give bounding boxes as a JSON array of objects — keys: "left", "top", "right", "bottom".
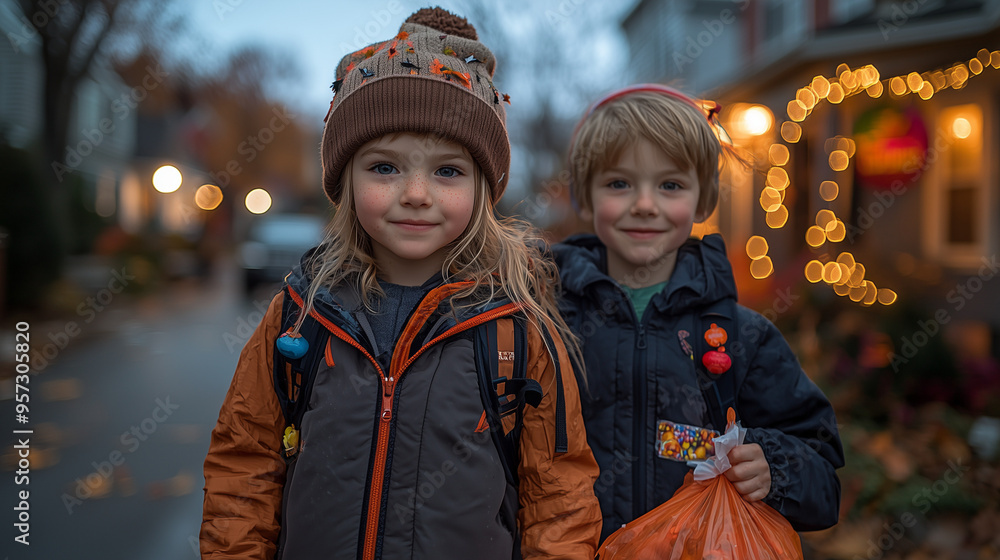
[{"left": 381, "top": 377, "right": 395, "bottom": 421}]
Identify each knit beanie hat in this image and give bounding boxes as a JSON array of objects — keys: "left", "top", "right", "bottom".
[{"left": 321, "top": 7, "right": 510, "bottom": 204}]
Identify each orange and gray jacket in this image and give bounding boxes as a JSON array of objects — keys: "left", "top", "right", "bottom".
[{"left": 200, "top": 265, "right": 602, "bottom": 559}]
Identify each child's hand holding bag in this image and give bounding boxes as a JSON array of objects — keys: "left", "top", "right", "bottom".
[{"left": 596, "top": 408, "right": 803, "bottom": 560}]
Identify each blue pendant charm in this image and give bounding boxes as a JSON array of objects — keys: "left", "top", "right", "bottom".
[{"left": 277, "top": 332, "right": 309, "bottom": 359}]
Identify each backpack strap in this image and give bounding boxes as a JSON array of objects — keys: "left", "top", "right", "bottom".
[
  {"left": 273, "top": 285, "right": 328, "bottom": 460},
  {"left": 539, "top": 325, "right": 569, "bottom": 453},
  {"left": 694, "top": 298, "right": 740, "bottom": 432},
  {"left": 474, "top": 316, "right": 546, "bottom": 488}
]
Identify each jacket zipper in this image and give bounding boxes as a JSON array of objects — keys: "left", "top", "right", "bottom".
[
  {"left": 616, "top": 281, "right": 650, "bottom": 522},
  {"left": 284, "top": 287, "right": 387, "bottom": 554},
  {"left": 361, "top": 302, "right": 520, "bottom": 560},
  {"left": 632, "top": 321, "right": 647, "bottom": 520}
]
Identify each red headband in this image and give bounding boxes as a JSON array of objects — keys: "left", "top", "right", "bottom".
[{"left": 583, "top": 83, "right": 722, "bottom": 121}]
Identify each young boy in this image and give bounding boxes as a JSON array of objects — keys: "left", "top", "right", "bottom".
[{"left": 553, "top": 84, "right": 845, "bottom": 542}]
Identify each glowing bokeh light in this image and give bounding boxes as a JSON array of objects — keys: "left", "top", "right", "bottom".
[
  {"left": 816, "top": 209, "right": 836, "bottom": 229},
  {"left": 829, "top": 150, "right": 850, "bottom": 171},
  {"left": 768, "top": 144, "right": 790, "bottom": 166},
  {"left": 787, "top": 100, "right": 807, "bottom": 122},
  {"left": 767, "top": 167, "right": 790, "bottom": 190},
  {"left": 819, "top": 180, "right": 839, "bottom": 201},
  {"left": 760, "top": 187, "right": 782, "bottom": 212},
  {"left": 822, "top": 262, "right": 843, "bottom": 284},
  {"left": 245, "top": 188, "right": 272, "bottom": 214},
  {"left": 781, "top": 121, "right": 801, "bottom": 143},
  {"left": 889, "top": 76, "right": 907, "bottom": 95},
  {"left": 849, "top": 284, "right": 867, "bottom": 302},
  {"left": 152, "top": 165, "right": 182, "bottom": 193},
  {"left": 952, "top": 117, "right": 972, "bottom": 139},
  {"left": 194, "top": 184, "right": 223, "bottom": 210},
  {"left": 863, "top": 281, "right": 879, "bottom": 305},
  {"left": 918, "top": 81, "right": 934, "bottom": 100},
  {"left": 827, "top": 83, "right": 845, "bottom": 104},
  {"left": 796, "top": 88, "right": 816, "bottom": 109},
  {"left": 750, "top": 256, "right": 774, "bottom": 279},
  {"left": 805, "top": 260, "right": 824, "bottom": 283},
  {"left": 849, "top": 263, "right": 866, "bottom": 287},
  {"left": 836, "top": 252, "right": 856, "bottom": 268},
  {"left": 811, "top": 75, "right": 831, "bottom": 98},
  {"left": 826, "top": 220, "right": 846, "bottom": 242},
  {"left": 806, "top": 226, "right": 826, "bottom": 248},
  {"left": 867, "top": 81, "right": 884, "bottom": 98},
  {"left": 746, "top": 236, "right": 769, "bottom": 259},
  {"left": 742, "top": 105, "right": 774, "bottom": 136},
  {"left": 766, "top": 205, "right": 789, "bottom": 228},
  {"left": 877, "top": 288, "right": 898, "bottom": 305}
]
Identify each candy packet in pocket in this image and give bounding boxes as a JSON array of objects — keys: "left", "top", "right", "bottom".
[{"left": 656, "top": 420, "right": 718, "bottom": 462}]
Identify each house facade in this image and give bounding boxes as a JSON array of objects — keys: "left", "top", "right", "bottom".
[{"left": 623, "top": 0, "right": 1000, "bottom": 336}]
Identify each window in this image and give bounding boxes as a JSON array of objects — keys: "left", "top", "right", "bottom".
[{"left": 924, "top": 103, "right": 989, "bottom": 267}]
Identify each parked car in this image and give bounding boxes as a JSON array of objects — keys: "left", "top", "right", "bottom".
[{"left": 240, "top": 213, "right": 325, "bottom": 293}]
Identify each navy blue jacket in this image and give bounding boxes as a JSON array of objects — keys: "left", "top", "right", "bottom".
[{"left": 552, "top": 233, "right": 844, "bottom": 542}]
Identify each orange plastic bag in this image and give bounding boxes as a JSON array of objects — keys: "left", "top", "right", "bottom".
[{"left": 597, "top": 409, "right": 802, "bottom": 560}]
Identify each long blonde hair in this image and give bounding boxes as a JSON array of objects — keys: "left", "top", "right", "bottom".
[{"left": 291, "top": 146, "right": 582, "bottom": 368}]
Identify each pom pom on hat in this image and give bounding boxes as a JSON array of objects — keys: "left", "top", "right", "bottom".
[{"left": 405, "top": 7, "right": 478, "bottom": 40}]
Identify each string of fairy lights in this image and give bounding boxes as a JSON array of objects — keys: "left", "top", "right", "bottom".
[{"left": 743, "top": 47, "right": 1000, "bottom": 307}]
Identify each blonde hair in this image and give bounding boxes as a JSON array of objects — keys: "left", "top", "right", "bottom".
[
  {"left": 292, "top": 141, "right": 580, "bottom": 367},
  {"left": 570, "top": 91, "right": 722, "bottom": 218}
]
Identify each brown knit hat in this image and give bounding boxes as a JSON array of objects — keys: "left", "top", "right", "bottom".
[{"left": 321, "top": 7, "right": 510, "bottom": 204}]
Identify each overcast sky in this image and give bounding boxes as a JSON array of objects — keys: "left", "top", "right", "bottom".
[{"left": 178, "top": 0, "right": 637, "bottom": 129}]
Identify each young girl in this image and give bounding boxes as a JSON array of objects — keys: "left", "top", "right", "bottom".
[{"left": 200, "top": 8, "right": 601, "bottom": 560}]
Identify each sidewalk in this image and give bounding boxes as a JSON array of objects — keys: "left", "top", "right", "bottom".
[{"left": 0, "top": 253, "right": 239, "bottom": 398}]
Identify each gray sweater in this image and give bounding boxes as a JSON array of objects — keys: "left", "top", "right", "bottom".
[{"left": 367, "top": 279, "right": 432, "bottom": 372}]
